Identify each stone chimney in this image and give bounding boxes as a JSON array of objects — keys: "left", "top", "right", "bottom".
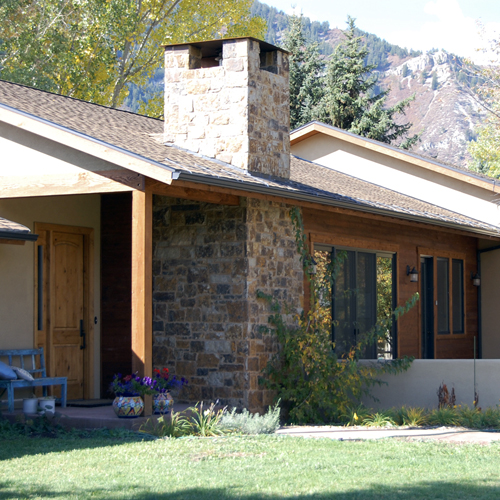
[{"left": 164, "top": 38, "right": 290, "bottom": 179}]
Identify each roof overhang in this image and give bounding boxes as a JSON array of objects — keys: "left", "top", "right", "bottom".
[
  {"left": 0, "top": 103, "right": 178, "bottom": 185},
  {"left": 175, "top": 171, "right": 500, "bottom": 239},
  {"left": 0, "top": 217, "right": 38, "bottom": 244},
  {"left": 290, "top": 121, "right": 500, "bottom": 195}
]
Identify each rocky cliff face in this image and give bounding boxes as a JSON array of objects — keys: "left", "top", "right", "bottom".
[{"left": 379, "top": 50, "right": 484, "bottom": 167}]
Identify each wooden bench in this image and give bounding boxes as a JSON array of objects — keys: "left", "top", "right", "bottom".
[{"left": 0, "top": 348, "right": 67, "bottom": 413}]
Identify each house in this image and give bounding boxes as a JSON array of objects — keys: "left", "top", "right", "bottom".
[{"left": 1, "top": 37, "right": 500, "bottom": 413}]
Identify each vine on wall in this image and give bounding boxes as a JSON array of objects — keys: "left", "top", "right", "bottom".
[{"left": 258, "top": 207, "right": 417, "bottom": 423}]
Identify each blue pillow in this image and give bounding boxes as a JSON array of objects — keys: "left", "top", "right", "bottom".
[{"left": 0, "top": 361, "right": 17, "bottom": 380}]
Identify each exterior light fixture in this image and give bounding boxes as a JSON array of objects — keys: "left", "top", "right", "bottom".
[
  {"left": 310, "top": 257, "right": 318, "bottom": 275},
  {"left": 471, "top": 272, "right": 481, "bottom": 287},
  {"left": 406, "top": 265, "right": 419, "bottom": 282}
]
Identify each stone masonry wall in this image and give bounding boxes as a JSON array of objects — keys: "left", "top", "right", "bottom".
[
  {"left": 164, "top": 39, "right": 290, "bottom": 179},
  {"left": 152, "top": 196, "right": 249, "bottom": 407},
  {"left": 152, "top": 196, "right": 303, "bottom": 412},
  {"left": 244, "top": 198, "right": 304, "bottom": 411}
]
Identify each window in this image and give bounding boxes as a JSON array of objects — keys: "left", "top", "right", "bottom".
[
  {"left": 437, "top": 258, "right": 449, "bottom": 334},
  {"left": 313, "top": 246, "right": 396, "bottom": 360},
  {"left": 452, "top": 259, "right": 464, "bottom": 334}
]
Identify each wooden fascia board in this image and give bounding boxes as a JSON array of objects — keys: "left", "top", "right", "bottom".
[
  {"left": 171, "top": 178, "right": 500, "bottom": 240},
  {"left": 291, "top": 123, "right": 500, "bottom": 195},
  {"left": 0, "top": 104, "right": 175, "bottom": 185},
  {"left": 0, "top": 239, "right": 25, "bottom": 245},
  {"left": 146, "top": 178, "right": 240, "bottom": 205}
]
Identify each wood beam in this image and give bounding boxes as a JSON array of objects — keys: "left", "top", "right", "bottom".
[
  {"left": 131, "top": 188, "right": 153, "bottom": 415},
  {"left": 0, "top": 239, "right": 25, "bottom": 245},
  {"left": 0, "top": 173, "right": 134, "bottom": 198}
]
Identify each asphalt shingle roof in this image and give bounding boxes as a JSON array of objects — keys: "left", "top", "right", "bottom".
[{"left": 0, "top": 79, "right": 498, "bottom": 236}]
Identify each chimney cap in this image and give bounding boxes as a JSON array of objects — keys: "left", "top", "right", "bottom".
[{"left": 162, "top": 37, "right": 290, "bottom": 57}]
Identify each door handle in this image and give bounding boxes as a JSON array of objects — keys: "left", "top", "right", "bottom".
[{"left": 80, "top": 319, "right": 86, "bottom": 350}]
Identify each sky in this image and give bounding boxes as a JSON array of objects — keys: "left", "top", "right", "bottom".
[{"left": 264, "top": 0, "right": 500, "bottom": 63}]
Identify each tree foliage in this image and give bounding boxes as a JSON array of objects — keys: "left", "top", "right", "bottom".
[
  {"left": 467, "top": 37, "right": 500, "bottom": 177},
  {"left": 284, "top": 16, "right": 418, "bottom": 149},
  {"left": 259, "top": 207, "right": 416, "bottom": 424},
  {"left": 283, "top": 16, "right": 324, "bottom": 130},
  {"left": 0, "top": 0, "right": 266, "bottom": 115}
]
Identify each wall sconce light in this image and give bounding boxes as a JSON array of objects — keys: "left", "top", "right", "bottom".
[
  {"left": 406, "top": 265, "right": 419, "bottom": 282},
  {"left": 310, "top": 257, "right": 317, "bottom": 275},
  {"left": 471, "top": 272, "right": 481, "bottom": 287}
]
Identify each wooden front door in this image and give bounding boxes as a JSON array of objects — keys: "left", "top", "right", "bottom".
[
  {"left": 51, "top": 231, "right": 85, "bottom": 399},
  {"left": 35, "top": 223, "right": 94, "bottom": 400}
]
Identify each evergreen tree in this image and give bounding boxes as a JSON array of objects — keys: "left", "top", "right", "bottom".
[
  {"left": 283, "top": 15, "right": 324, "bottom": 130},
  {"left": 402, "top": 64, "right": 409, "bottom": 78},
  {"left": 431, "top": 72, "right": 439, "bottom": 90},
  {"left": 315, "top": 17, "right": 418, "bottom": 148}
]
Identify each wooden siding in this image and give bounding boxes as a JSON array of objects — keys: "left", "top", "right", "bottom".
[
  {"left": 303, "top": 207, "right": 479, "bottom": 359},
  {"left": 100, "top": 193, "right": 132, "bottom": 396}
]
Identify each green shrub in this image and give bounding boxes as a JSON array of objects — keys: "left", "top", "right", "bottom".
[
  {"left": 428, "top": 407, "right": 460, "bottom": 427},
  {"left": 478, "top": 407, "right": 500, "bottom": 429},
  {"left": 220, "top": 403, "right": 281, "bottom": 435},
  {"left": 340, "top": 405, "right": 371, "bottom": 426},
  {"left": 139, "top": 410, "right": 191, "bottom": 438},
  {"left": 457, "top": 405, "right": 482, "bottom": 429},
  {"left": 363, "top": 411, "right": 396, "bottom": 428},
  {"left": 396, "top": 406, "right": 429, "bottom": 427},
  {"left": 187, "top": 401, "right": 227, "bottom": 437}
]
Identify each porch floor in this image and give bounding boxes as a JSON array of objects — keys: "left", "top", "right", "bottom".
[{"left": 2, "top": 403, "right": 191, "bottom": 431}]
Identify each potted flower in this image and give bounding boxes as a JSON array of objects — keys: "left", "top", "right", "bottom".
[
  {"left": 110, "top": 373, "right": 156, "bottom": 418},
  {"left": 151, "top": 367, "right": 188, "bottom": 414}
]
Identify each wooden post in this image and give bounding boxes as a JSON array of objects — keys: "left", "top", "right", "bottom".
[{"left": 131, "top": 188, "right": 153, "bottom": 415}]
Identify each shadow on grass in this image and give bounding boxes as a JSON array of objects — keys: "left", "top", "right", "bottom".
[
  {"left": 0, "top": 428, "right": 151, "bottom": 461},
  {"left": 0, "top": 483, "right": 499, "bottom": 500}
]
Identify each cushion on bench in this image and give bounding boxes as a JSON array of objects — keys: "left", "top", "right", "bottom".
[
  {"left": 11, "top": 367, "right": 34, "bottom": 381},
  {"left": 0, "top": 361, "right": 16, "bottom": 380}
]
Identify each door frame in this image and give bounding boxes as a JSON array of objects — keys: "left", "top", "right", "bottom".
[{"left": 34, "top": 222, "right": 95, "bottom": 399}]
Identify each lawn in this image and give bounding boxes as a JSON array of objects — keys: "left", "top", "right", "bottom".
[{"left": 2, "top": 432, "right": 500, "bottom": 500}]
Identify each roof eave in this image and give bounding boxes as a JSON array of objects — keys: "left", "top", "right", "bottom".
[
  {"left": 0, "top": 103, "right": 178, "bottom": 185},
  {"left": 176, "top": 171, "right": 500, "bottom": 239},
  {"left": 290, "top": 121, "right": 500, "bottom": 195}
]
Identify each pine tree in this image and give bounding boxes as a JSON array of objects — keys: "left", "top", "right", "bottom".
[
  {"left": 315, "top": 17, "right": 418, "bottom": 148},
  {"left": 283, "top": 15, "right": 324, "bottom": 130},
  {"left": 431, "top": 72, "right": 439, "bottom": 90}
]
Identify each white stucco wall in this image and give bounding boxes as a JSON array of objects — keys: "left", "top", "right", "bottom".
[
  {"left": 0, "top": 195, "right": 101, "bottom": 397},
  {"left": 292, "top": 134, "right": 500, "bottom": 226},
  {"left": 361, "top": 359, "right": 500, "bottom": 409}
]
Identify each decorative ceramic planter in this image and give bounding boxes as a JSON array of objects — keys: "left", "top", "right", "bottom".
[
  {"left": 112, "top": 396, "right": 144, "bottom": 418},
  {"left": 38, "top": 398, "right": 55, "bottom": 415},
  {"left": 153, "top": 392, "right": 173, "bottom": 414},
  {"left": 23, "top": 397, "right": 38, "bottom": 414}
]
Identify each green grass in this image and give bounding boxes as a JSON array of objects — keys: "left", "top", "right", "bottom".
[{"left": 2, "top": 433, "right": 500, "bottom": 499}]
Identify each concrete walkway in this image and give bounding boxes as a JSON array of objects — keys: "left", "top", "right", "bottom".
[{"left": 276, "top": 425, "right": 500, "bottom": 444}]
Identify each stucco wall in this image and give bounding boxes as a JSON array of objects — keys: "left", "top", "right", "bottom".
[
  {"left": 362, "top": 359, "right": 500, "bottom": 409},
  {"left": 0, "top": 195, "right": 101, "bottom": 397},
  {"left": 291, "top": 134, "right": 500, "bottom": 226}
]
